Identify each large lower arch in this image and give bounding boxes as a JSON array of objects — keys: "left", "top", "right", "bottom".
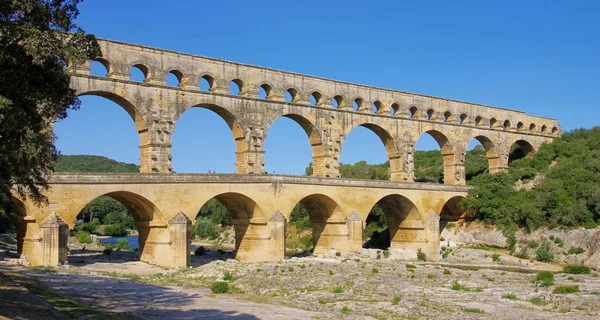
[
  {"left": 363, "top": 194, "right": 424, "bottom": 250},
  {"left": 175, "top": 104, "right": 250, "bottom": 174},
  {"left": 194, "top": 192, "right": 281, "bottom": 262},
  {"left": 439, "top": 196, "right": 467, "bottom": 233},
  {"left": 9, "top": 196, "right": 31, "bottom": 258},
  {"left": 295, "top": 193, "right": 348, "bottom": 253},
  {"left": 417, "top": 130, "right": 460, "bottom": 184},
  {"left": 74, "top": 91, "right": 151, "bottom": 172},
  {"left": 511, "top": 139, "right": 536, "bottom": 160},
  {"left": 343, "top": 123, "right": 402, "bottom": 181}
]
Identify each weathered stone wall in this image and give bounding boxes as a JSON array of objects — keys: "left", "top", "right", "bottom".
[{"left": 67, "top": 38, "right": 560, "bottom": 184}]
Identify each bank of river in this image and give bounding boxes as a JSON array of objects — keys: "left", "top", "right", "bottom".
[{"left": 99, "top": 235, "right": 232, "bottom": 251}]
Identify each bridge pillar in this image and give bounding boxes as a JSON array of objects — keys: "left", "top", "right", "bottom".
[
  {"left": 391, "top": 137, "right": 415, "bottom": 182},
  {"left": 39, "top": 213, "right": 69, "bottom": 266},
  {"left": 388, "top": 211, "right": 440, "bottom": 261},
  {"left": 234, "top": 214, "right": 283, "bottom": 262},
  {"left": 168, "top": 212, "right": 192, "bottom": 268},
  {"left": 136, "top": 221, "right": 172, "bottom": 267},
  {"left": 140, "top": 120, "right": 173, "bottom": 173},
  {"left": 442, "top": 150, "right": 466, "bottom": 185},
  {"left": 488, "top": 151, "right": 509, "bottom": 174},
  {"left": 346, "top": 212, "right": 363, "bottom": 252}
]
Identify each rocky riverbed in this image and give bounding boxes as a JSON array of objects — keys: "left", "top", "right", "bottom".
[{"left": 2, "top": 246, "right": 600, "bottom": 319}]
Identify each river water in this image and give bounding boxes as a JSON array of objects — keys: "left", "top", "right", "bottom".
[{"left": 100, "top": 235, "right": 208, "bottom": 251}]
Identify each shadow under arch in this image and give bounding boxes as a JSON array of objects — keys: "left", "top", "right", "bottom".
[
  {"left": 510, "top": 139, "right": 536, "bottom": 162},
  {"left": 417, "top": 130, "right": 457, "bottom": 184},
  {"left": 363, "top": 194, "right": 422, "bottom": 250},
  {"left": 344, "top": 123, "right": 400, "bottom": 180},
  {"left": 195, "top": 192, "right": 266, "bottom": 261},
  {"left": 266, "top": 113, "right": 326, "bottom": 176},
  {"left": 466, "top": 135, "right": 500, "bottom": 176},
  {"left": 294, "top": 193, "right": 344, "bottom": 253},
  {"left": 439, "top": 196, "right": 467, "bottom": 233},
  {"left": 176, "top": 103, "right": 249, "bottom": 173},
  {"left": 8, "top": 196, "right": 30, "bottom": 257}
]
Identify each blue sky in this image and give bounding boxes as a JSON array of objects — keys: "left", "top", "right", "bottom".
[{"left": 53, "top": 0, "right": 600, "bottom": 174}]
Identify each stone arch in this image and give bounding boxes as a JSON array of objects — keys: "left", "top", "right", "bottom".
[
  {"left": 541, "top": 125, "right": 548, "bottom": 134},
  {"left": 371, "top": 100, "right": 383, "bottom": 114},
  {"left": 511, "top": 139, "right": 536, "bottom": 159},
  {"left": 466, "top": 135, "right": 500, "bottom": 175},
  {"left": 175, "top": 103, "right": 248, "bottom": 173},
  {"left": 130, "top": 63, "right": 149, "bottom": 82},
  {"left": 503, "top": 120, "right": 512, "bottom": 130},
  {"left": 343, "top": 123, "right": 400, "bottom": 181},
  {"left": 408, "top": 106, "right": 419, "bottom": 119},
  {"left": 459, "top": 113, "right": 468, "bottom": 124},
  {"left": 363, "top": 194, "right": 422, "bottom": 250},
  {"left": 439, "top": 196, "right": 466, "bottom": 233},
  {"left": 259, "top": 83, "right": 273, "bottom": 99},
  {"left": 352, "top": 97, "right": 365, "bottom": 111},
  {"left": 167, "top": 69, "right": 184, "bottom": 87},
  {"left": 285, "top": 87, "right": 300, "bottom": 102},
  {"left": 417, "top": 130, "right": 457, "bottom": 184},
  {"left": 74, "top": 90, "right": 150, "bottom": 172},
  {"left": 442, "top": 111, "right": 452, "bottom": 122},
  {"left": 391, "top": 103, "right": 400, "bottom": 116},
  {"left": 529, "top": 123, "right": 537, "bottom": 133},
  {"left": 195, "top": 192, "right": 270, "bottom": 261},
  {"left": 332, "top": 95, "right": 345, "bottom": 108},
  {"left": 199, "top": 74, "right": 215, "bottom": 91},
  {"left": 230, "top": 78, "right": 245, "bottom": 95},
  {"left": 9, "top": 196, "right": 31, "bottom": 257},
  {"left": 551, "top": 127, "right": 559, "bottom": 135},
  {"left": 310, "top": 90, "right": 323, "bottom": 106},
  {"left": 265, "top": 113, "right": 327, "bottom": 176},
  {"left": 474, "top": 116, "right": 483, "bottom": 126},
  {"left": 426, "top": 109, "right": 436, "bottom": 120},
  {"left": 516, "top": 121, "right": 525, "bottom": 132},
  {"left": 293, "top": 193, "right": 345, "bottom": 253},
  {"left": 91, "top": 58, "right": 111, "bottom": 76}
]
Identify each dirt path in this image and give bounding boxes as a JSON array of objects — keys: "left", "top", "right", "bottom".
[{"left": 31, "top": 272, "right": 330, "bottom": 320}]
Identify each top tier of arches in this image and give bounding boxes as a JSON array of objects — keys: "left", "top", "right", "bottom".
[{"left": 68, "top": 38, "right": 561, "bottom": 138}]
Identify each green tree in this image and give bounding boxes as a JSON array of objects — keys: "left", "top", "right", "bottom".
[
  {"left": 0, "top": 1, "right": 100, "bottom": 220},
  {"left": 196, "top": 199, "right": 231, "bottom": 226}
]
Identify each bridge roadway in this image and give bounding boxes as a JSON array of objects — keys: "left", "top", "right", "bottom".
[{"left": 13, "top": 173, "right": 469, "bottom": 268}]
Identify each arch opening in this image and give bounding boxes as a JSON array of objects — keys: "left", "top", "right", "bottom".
[
  {"left": 286, "top": 194, "right": 344, "bottom": 255},
  {"left": 541, "top": 125, "right": 548, "bottom": 134},
  {"left": 353, "top": 98, "right": 363, "bottom": 111},
  {"left": 340, "top": 124, "right": 398, "bottom": 180},
  {"left": 192, "top": 193, "right": 264, "bottom": 261},
  {"left": 54, "top": 93, "right": 146, "bottom": 172},
  {"left": 285, "top": 88, "right": 298, "bottom": 103},
  {"left": 465, "top": 136, "right": 497, "bottom": 181},
  {"left": 503, "top": 120, "right": 512, "bottom": 130},
  {"left": 332, "top": 95, "right": 344, "bottom": 109},
  {"left": 516, "top": 122, "right": 525, "bottom": 132},
  {"left": 200, "top": 75, "right": 214, "bottom": 91},
  {"left": 371, "top": 101, "right": 382, "bottom": 114},
  {"left": 459, "top": 113, "right": 468, "bottom": 124},
  {"left": 426, "top": 109, "right": 435, "bottom": 120},
  {"left": 173, "top": 104, "right": 245, "bottom": 174},
  {"left": 130, "top": 64, "right": 148, "bottom": 82},
  {"left": 230, "top": 79, "right": 244, "bottom": 95},
  {"left": 414, "top": 130, "right": 454, "bottom": 184},
  {"left": 529, "top": 123, "right": 537, "bottom": 133},
  {"left": 265, "top": 114, "right": 322, "bottom": 176},
  {"left": 363, "top": 194, "right": 422, "bottom": 250},
  {"left": 310, "top": 91, "right": 322, "bottom": 106},
  {"left": 509, "top": 139, "right": 536, "bottom": 165},
  {"left": 408, "top": 106, "right": 418, "bottom": 119},
  {"left": 90, "top": 59, "right": 109, "bottom": 77},
  {"left": 391, "top": 103, "right": 400, "bottom": 116},
  {"left": 2, "top": 197, "right": 28, "bottom": 256},
  {"left": 68, "top": 191, "right": 161, "bottom": 265},
  {"left": 258, "top": 84, "right": 271, "bottom": 99},
  {"left": 475, "top": 116, "right": 483, "bottom": 126},
  {"left": 166, "top": 70, "right": 183, "bottom": 87},
  {"left": 490, "top": 118, "right": 497, "bottom": 128},
  {"left": 443, "top": 111, "right": 452, "bottom": 122},
  {"left": 439, "top": 196, "right": 467, "bottom": 234}
]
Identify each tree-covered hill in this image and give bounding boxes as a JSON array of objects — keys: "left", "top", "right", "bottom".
[{"left": 54, "top": 155, "right": 139, "bottom": 173}]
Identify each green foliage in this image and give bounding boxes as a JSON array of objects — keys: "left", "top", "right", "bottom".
[
  {"left": 75, "top": 230, "right": 92, "bottom": 244},
  {"left": 535, "top": 271, "right": 554, "bottom": 287},
  {"left": 114, "top": 238, "right": 132, "bottom": 251},
  {"left": 392, "top": 296, "right": 401, "bottom": 305},
  {"left": 341, "top": 306, "right": 350, "bottom": 315},
  {"left": 491, "top": 253, "right": 500, "bottom": 262},
  {"left": 563, "top": 264, "right": 591, "bottom": 274},
  {"left": 502, "top": 293, "right": 517, "bottom": 300},
  {"left": 0, "top": 2, "right": 100, "bottom": 212},
  {"left": 196, "top": 199, "right": 232, "bottom": 227},
  {"left": 192, "top": 217, "right": 218, "bottom": 240},
  {"left": 299, "top": 235, "right": 313, "bottom": 249},
  {"left": 528, "top": 297, "right": 548, "bottom": 306},
  {"left": 417, "top": 248, "right": 427, "bottom": 261},
  {"left": 76, "top": 218, "right": 99, "bottom": 234},
  {"left": 222, "top": 271, "right": 235, "bottom": 281},
  {"left": 332, "top": 287, "right": 344, "bottom": 293},
  {"left": 567, "top": 247, "right": 585, "bottom": 255},
  {"left": 463, "top": 127, "right": 600, "bottom": 230},
  {"left": 210, "top": 281, "right": 229, "bottom": 293},
  {"left": 535, "top": 241, "right": 554, "bottom": 262},
  {"left": 289, "top": 203, "right": 311, "bottom": 230},
  {"left": 54, "top": 155, "right": 139, "bottom": 173},
  {"left": 103, "top": 224, "right": 128, "bottom": 237},
  {"left": 553, "top": 285, "right": 580, "bottom": 294},
  {"left": 462, "top": 308, "right": 484, "bottom": 314},
  {"left": 102, "top": 211, "right": 134, "bottom": 229},
  {"left": 443, "top": 268, "right": 451, "bottom": 275}
]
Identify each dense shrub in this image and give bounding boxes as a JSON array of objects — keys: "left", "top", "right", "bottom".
[
  {"left": 75, "top": 230, "right": 92, "bottom": 244},
  {"left": 535, "top": 271, "right": 554, "bottom": 287},
  {"left": 79, "top": 218, "right": 99, "bottom": 234},
  {"left": 535, "top": 241, "right": 554, "bottom": 262},
  {"left": 103, "top": 223, "right": 128, "bottom": 237},
  {"left": 102, "top": 211, "right": 134, "bottom": 229},
  {"left": 553, "top": 285, "right": 580, "bottom": 294},
  {"left": 299, "top": 235, "right": 313, "bottom": 250},
  {"left": 210, "top": 281, "right": 229, "bottom": 293},
  {"left": 567, "top": 247, "right": 585, "bottom": 255},
  {"left": 417, "top": 248, "right": 427, "bottom": 261},
  {"left": 192, "top": 217, "right": 218, "bottom": 239},
  {"left": 563, "top": 264, "right": 591, "bottom": 274},
  {"left": 115, "top": 238, "right": 132, "bottom": 251}
]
